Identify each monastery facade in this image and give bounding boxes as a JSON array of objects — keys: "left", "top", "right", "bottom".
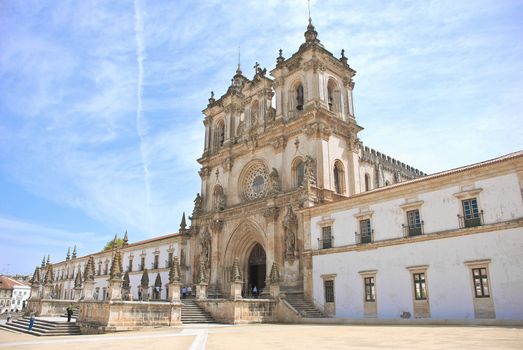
[{"left": 24, "top": 18, "right": 523, "bottom": 330}]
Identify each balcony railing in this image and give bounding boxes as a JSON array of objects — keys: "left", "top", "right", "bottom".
[
  {"left": 318, "top": 236, "right": 334, "bottom": 249},
  {"left": 458, "top": 211, "right": 484, "bottom": 228},
  {"left": 355, "top": 230, "right": 373, "bottom": 244},
  {"left": 402, "top": 221, "right": 424, "bottom": 238}
]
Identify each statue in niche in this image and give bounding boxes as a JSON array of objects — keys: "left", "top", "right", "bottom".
[
  {"left": 268, "top": 168, "right": 281, "bottom": 194},
  {"left": 236, "top": 119, "right": 246, "bottom": 137},
  {"left": 283, "top": 206, "right": 297, "bottom": 259},
  {"left": 303, "top": 155, "right": 317, "bottom": 192},
  {"left": 214, "top": 186, "right": 226, "bottom": 211},
  {"left": 192, "top": 193, "right": 203, "bottom": 217},
  {"left": 200, "top": 230, "right": 211, "bottom": 269}
]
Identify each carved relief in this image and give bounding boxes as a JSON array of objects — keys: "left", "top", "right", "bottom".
[
  {"left": 263, "top": 206, "right": 279, "bottom": 223},
  {"left": 211, "top": 219, "right": 224, "bottom": 233},
  {"left": 192, "top": 193, "right": 203, "bottom": 218},
  {"left": 198, "top": 167, "right": 210, "bottom": 178},
  {"left": 268, "top": 168, "right": 281, "bottom": 195},
  {"left": 271, "top": 136, "right": 287, "bottom": 152},
  {"left": 303, "top": 155, "right": 317, "bottom": 193},
  {"left": 283, "top": 206, "right": 298, "bottom": 260},
  {"left": 200, "top": 229, "right": 211, "bottom": 270}
]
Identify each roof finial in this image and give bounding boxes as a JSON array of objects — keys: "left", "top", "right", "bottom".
[
  {"left": 308, "top": 0, "right": 311, "bottom": 22},
  {"left": 237, "top": 45, "right": 241, "bottom": 74}
]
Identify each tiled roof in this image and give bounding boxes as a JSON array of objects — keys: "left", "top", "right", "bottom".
[{"left": 0, "top": 276, "right": 30, "bottom": 289}]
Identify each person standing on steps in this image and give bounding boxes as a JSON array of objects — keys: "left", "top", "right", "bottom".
[
  {"left": 28, "top": 313, "right": 35, "bottom": 331},
  {"left": 66, "top": 305, "right": 73, "bottom": 322}
]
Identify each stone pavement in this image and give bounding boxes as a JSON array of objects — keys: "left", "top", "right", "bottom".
[{"left": 0, "top": 324, "right": 522, "bottom": 349}]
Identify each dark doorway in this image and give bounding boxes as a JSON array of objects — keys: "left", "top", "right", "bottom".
[{"left": 248, "top": 243, "right": 266, "bottom": 296}]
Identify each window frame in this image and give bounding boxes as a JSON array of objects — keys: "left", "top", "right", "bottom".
[{"left": 364, "top": 276, "right": 376, "bottom": 302}]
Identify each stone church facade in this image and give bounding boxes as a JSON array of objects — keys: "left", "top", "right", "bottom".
[
  {"left": 22, "top": 19, "right": 522, "bottom": 330},
  {"left": 190, "top": 19, "right": 424, "bottom": 299}
]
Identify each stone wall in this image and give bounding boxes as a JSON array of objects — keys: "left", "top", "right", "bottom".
[
  {"left": 78, "top": 300, "right": 182, "bottom": 333},
  {"left": 197, "top": 299, "right": 276, "bottom": 324},
  {"left": 26, "top": 299, "right": 75, "bottom": 317}
]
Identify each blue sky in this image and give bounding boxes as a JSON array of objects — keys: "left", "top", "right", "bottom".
[{"left": 1, "top": 0, "right": 522, "bottom": 275}]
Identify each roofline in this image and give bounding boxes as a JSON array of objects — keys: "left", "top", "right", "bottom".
[{"left": 306, "top": 150, "right": 523, "bottom": 213}]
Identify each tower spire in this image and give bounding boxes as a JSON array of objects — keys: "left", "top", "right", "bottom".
[{"left": 236, "top": 46, "right": 241, "bottom": 74}]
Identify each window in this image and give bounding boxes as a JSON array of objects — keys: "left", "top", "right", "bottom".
[
  {"left": 320, "top": 226, "right": 333, "bottom": 249},
  {"left": 213, "top": 119, "right": 225, "bottom": 150},
  {"left": 128, "top": 258, "right": 133, "bottom": 272},
  {"left": 153, "top": 255, "right": 159, "bottom": 270},
  {"left": 327, "top": 79, "right": 339, "bottom": 113},
  {"left": 472, "top": 268, "right": 490, "bottom": 298},
  {"left": 333, "top": 160, "right": 345, "bottom": 194},
  {"left": 324, "top": 280, "right": 334, "bottom": 303},
  {"left": 413, "top": 273, "right": 427, "bottom": 300},
  {"left": 407, "top": 210, "right": 422, "bottom": 236},
  {"left": 97, "top": 263, "right": 101, "bottom": 276},
  {"left": 364, "top": 173, "right": 371, "bottom": 191},
  {"left": 140, "top": 257, "right": 145, "bottom": 271},
  {"left": 292, "top": 158, "right": 305, "bottom": 188},
  {"left": 296, "top": 84, "right": 304, "bottom": 111},
  {"left": 364, "top": 277, "right": 375, "bottom": 302},
  {"left": 462, "top": 198, "right": 481, "bottom": 228},
  {"left": 359, "top": 219, "right": 372, "bottom": 243},
  {"left": 104, "top": 262, "right": 108, "bottom": 275}
]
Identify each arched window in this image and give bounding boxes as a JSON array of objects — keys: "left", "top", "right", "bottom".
[
  {"left": 292, "top": 158, "right": 305, "bottom": 187},
  {"left": 327, "top": 78, "right": 340, "bottom": 113},
  {"left": 333, "top": 160, "right": 345, "bottom": 194},
  {"left": 296, "top": 83, "right": 304, "bottom": 111},
  {"left": 364, "top": 173, "right": 371, "bottom": 192},
  {"left": 213, "top": 119, "right": 225, "bottom": 150}
]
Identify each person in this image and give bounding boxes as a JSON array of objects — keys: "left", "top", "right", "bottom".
[
  {"left": 6, "top": 310, "right": 11, "bottom": 324},
  {"left": 66, "top": 305, "right": 73, "bottom": 322},
  {"left": 187, "top": 286, "right": 192, "bottom": 298},
  {"left": 252, "top": 285, "right": 258, "bottom": 298},
  {"left": 182, "top": 286, "right": 187, "bottom": 299},
  {"left": 28, "top": 313, "right": 35, "bottom": 331}
]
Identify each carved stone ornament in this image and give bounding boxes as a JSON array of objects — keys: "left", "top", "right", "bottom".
[
  {"left": 192, "top": 193, "right": 203, "bottom": 218},
  {"left": 269, "top": 262, "right": 280, "bottom": 284},
  {"left": 271, "top": 136, "right": 287, "bottom": 152},
  {"left": 268, "top": 168, "right": 281, "bottom": 195},
  {"left": 198, "top": 167, "right": 211, "bottom": 178},
  {"left": 211, "top": 219, "right": 224, "bottom": 233},
  {"left": 224, "top": 157, "right": 233, "bottom": 172},
  {"left": 200, "top": 229, "right": 212, "bottom": 269},
  {"left": 236, "top": 120, "right": 246, "bottom": 137},
  {"left": 263, "top": 206, "right": 279, "bottom": 223},
  {"left": 303, "top": 155, "right": 317, "bottom": 193},
  {"left": 231, "top": 258, "right": 242, "bottom": 282},
  {"left": 198, "top": 258, "right": 207, "bottom": 284},
  {"left": 169, "top": 256, "right": 181, "bottom": 283},
  {"left": 283, "top": 206, "right": 298, "bottom": 259}
]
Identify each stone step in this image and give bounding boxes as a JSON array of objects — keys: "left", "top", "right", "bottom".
[
  {"left": 284, "top": 293, "right": 327, "bottom": 318},
  {"left": 0, "top": 317, "right": 81, "bottom": 336},
  {"left": 181, "top": 301, "right": 216, "bottom": 324}
]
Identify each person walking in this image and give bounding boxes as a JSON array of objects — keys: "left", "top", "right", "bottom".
[
  {"left": 28, "top": 313, "right": 35, "bottom": 331},
  {"left": 182, "top": 286, "right": 187, "bottom": 299},
  {"left": 252, "top": 285, "right": 258, "bottom": 298},
  {"left": 187, "top": 286, "right": 192, "bottom": 298}
]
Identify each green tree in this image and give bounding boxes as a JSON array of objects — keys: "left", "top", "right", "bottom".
[{"left": 103, "top": 237, "right": 123, "bottom": 251}]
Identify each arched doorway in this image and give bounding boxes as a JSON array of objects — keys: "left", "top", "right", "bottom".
[{"left": 247, "top": 243, "right": 266, "bottom": 295}]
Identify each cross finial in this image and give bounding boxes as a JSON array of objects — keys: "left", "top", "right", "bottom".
[
  {"left": 254, "top": 62, "right": 259, "bottom": 73},
  {"left": 308, "top": 0, "right": 311, "bottom": 20}
]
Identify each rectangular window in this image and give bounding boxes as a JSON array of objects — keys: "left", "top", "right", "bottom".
[
  {"left": 140, "top": 257, "right": 145, "bottom": 271},
  {"left": 154, "top": 255, "right": 159, "bottom": 269},
  {"left": 128, "top": 259, "right": 133, "bottom": 272},
  {"left": 364, "top": 277, "right": 375, "bottom": 301},
  {"left": 321, "top": 226, "right": 332, "bottom": 249},
  {"left": 462, "top": 198, "right": 481, "bottom": 227},
  {"left": 104, "top": 263, "right": 108, "bottom": 275},
  {"left": 324, "top": 280, "right": 335, "bottom": 303},
  {"left": 407, "top": 210, "right": 422, "bottom": 236},
  {"left": 360, "top": 219, "right": 372, "bottom": 243},
  {"left": 472, "top": 268, "right": 490, "bottom": 297},
  {"left": 413, "top": 273, "right": 427, "bottom": 300},
  {"left": 168, "top": 252, "right": 173, "bottom": 267},
  {"left": 97, "top": 264, "right": 101, "bottom": 276}
]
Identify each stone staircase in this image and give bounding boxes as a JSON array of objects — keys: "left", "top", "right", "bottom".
[
  {"left": 0, "top": 316, "right": 81, "bottom": 336},
  {"left": 284, "top": 292, "right": 326, "bottom": 318},
  {"left": 181, "top": 300, "right": 215, "bottom": 324},
  {"left": 60, "top": 306, "right": 80, "bottom": 320}
]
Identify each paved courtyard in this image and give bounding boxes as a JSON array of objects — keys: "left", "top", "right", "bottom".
[{"left": 0, "top": 324, "right": 522, "bottom": 350}]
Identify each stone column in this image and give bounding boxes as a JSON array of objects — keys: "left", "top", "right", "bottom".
[{"left": 168, "top": 256, "right": 183, "bottom": 302}]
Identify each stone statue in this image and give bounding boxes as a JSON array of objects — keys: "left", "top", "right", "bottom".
[
  {"left": 237, "top": 120, "right": 246, "bottom": 137},
  {"left": 192, "top": 193, "right": 203, "bottom": 217},
  {"left": 200, "top": 230, "right": 211, "bottom": 269},
  {"left": 268, "top": 168, "right": 281, "bottom": 194},
  {"left": 283, "top": 206, "right": 298, "bottom": 259},
  {"left": 303, "top": 155, "right": 316, "bottom": 192}
]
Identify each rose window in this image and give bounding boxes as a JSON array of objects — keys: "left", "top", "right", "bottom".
[{"left": 243, "top": 165, "right": 269, "bottom": 200}]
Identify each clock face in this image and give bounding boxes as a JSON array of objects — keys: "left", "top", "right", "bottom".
[{"left": 243, "top": 164, "right": 269, "bottom": 200}]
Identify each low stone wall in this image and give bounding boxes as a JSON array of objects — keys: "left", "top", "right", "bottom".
[
  {"left": 197, "top": 299, "right": 277, "bottom": 324},
  {"left": 26, "top": 299, "right": 76, "bottom": 317},
  {"left": 78, "top": 300, "right": 182, "bottom": 333}
]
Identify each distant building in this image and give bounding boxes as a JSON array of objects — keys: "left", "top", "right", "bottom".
[{"left": 0, "top": 276, "right": 30, "bottom": 313}]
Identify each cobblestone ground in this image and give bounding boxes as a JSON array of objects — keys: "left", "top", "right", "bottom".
[{"left": 1, "top": 324, "right": 522, "bottom": 349}]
